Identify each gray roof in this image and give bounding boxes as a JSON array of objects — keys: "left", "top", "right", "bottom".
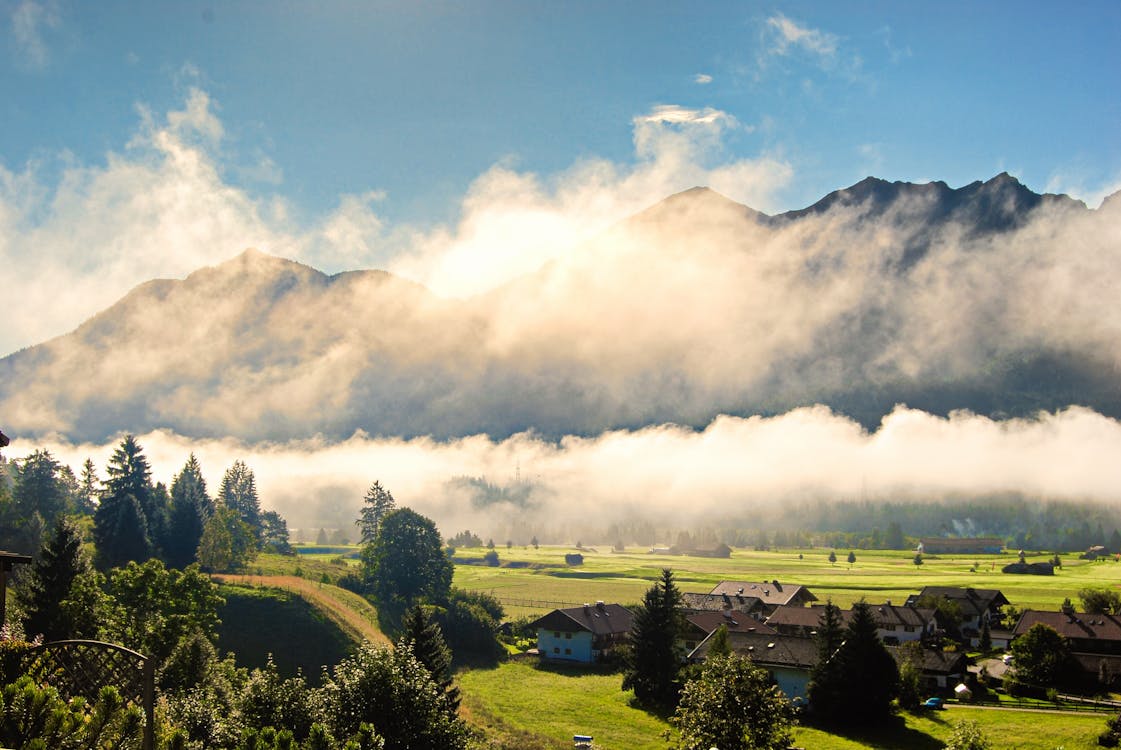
[
  {"left": 690, "top": 630, "right": 817, "bottom": 669},
  {"left": 530, "top": 603, "right": 634, "bottom": 636},
  {"left": 682, "top": 592, "right": 763, "bottom": 614},
  {"left": 709, "top": 580, "right": 817, "bottom": 607}
]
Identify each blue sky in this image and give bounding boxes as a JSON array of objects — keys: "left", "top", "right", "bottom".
[{"left": 1, "top": 1, "right": 1119, "bottom": 354}]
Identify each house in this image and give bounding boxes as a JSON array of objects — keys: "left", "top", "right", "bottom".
[
  {"left": 681, "top": 591, "right": 765, "bottom": 617},
  {"left": 708, "top": 580, "right": 817, "bottom": 614},
  {"left": 681, "top": 610, "right": 776, "bottom": 653},
  {"left": 530, "top": 602, "right": 634, "bottom": 663},
  {"left": 887, "top": 645, "right": 968, "bottom": 691},
  {"left": 905, "top": 586, "right": 1010, "bottom": 644},
  {"left": 1012, "top": 610, "right": 1121, "bottom": 656},
  {"left": 689, "top": 630, "right": 817, "bottom": 703},
  {"left": 766, "top": 602, "right": 936, "bottom": 645}
]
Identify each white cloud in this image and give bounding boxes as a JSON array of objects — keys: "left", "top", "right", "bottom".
[
  {"left": 694, "top": 73, "right": 713, "bottom": 85},
  {"left": 10, "top": 0, "right": 59, "bottom": 69},
  {"left": 18, "top": 405, "right": 1121, "bottom": 538},
  {"left": 0, "top": 91, "right": 792, "bottom": 354},
  {"left": 767, "top": 13, "right": 837, "bottom": 59}
]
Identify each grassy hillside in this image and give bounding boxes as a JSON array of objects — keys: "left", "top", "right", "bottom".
[{"left": 216, "top": 584, "right": 355, "bottom": 684}]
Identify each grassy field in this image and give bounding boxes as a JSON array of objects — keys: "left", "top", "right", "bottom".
[
  {"left": 451, "top": 545, "right": 1121, "bottom": 617},
  {"left": 459, "top": 660, "right": 1108, "bottom": 750}
]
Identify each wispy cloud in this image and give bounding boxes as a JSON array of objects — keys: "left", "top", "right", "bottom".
[
  {"left": 694, "top": 73, "right": 713, "bottom": 85},
  {"left": 767, "top": 13, "right": 837, "bottom": 59},
  {"left": 10, "top": 0, "right": 60, "bottom": 70}
]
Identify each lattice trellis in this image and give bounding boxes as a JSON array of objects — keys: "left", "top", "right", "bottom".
[{"left": 21, "top": 639, "right": 154, "bottom": 750}]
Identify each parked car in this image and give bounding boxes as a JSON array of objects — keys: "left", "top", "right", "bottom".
[{"left": 922, "top": 697, "right": 945, "bottom": 710}]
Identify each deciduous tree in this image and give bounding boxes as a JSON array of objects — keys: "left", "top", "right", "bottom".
[
  {"left": 362, "top": 508, "right": 453, "bottom": 609},
  {"left": 672, "top": 653, "right": 796, "bottom": 750}
]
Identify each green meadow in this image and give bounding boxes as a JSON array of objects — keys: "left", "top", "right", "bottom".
[
  {"left": 459, "top": 660, "right": 1106, "bottom": 750},
  {"left": 450, "top": 545, "right": 1121, "bottom": 617}
]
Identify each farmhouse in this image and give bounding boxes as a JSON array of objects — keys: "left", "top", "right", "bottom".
[
  {"left": 1013, "top": 610, "right": 1121, "bottom": 656},
  {"left": 766, "top": 602, "right": 936, "bottom": 645},
  {"left": 681, "top": 591, "right": 765, "bottom": 617},
  {"left": 530, "top": 602, "right": 633, "bottom": 663},
  {"left": 905, "top": 586, "right": 1009, "bottom": 643},
  {"left": 689, "top": 630, "right": 817, "bottom": 703},
  {"left": 708, "top": 580, "right": 817, "bottom": 614},
  {"left": 682, "top": 610, "right": 776, "bottom": 653},
  {"left": 887, "top": 645, "right": 968, "bottom": 690}
]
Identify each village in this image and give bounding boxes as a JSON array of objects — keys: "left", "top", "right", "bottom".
[{"left": 526, "top": 537, "right": 1121, "bottom": 711}]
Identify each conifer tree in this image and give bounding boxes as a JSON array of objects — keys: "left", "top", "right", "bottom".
[
  {"left": 77, "top": 458, "right": 99, "bottom": 514},
  {"left": 818, "top": 599, "right": 899, "bottom": 725},
  {"left": 623, "top": 568, "right": 686, "bottom": 708},
  {"left": 96, "top": 435, "right": 163, "bottom": 564},
  {"left": 94, "top": 493, "right": 152, "bottom": 570},
  {"left": 397, "top": 604, "right": 460, "bottom": 715},
  {"left": 218, "top": 460, "right": 262, "bottom": 541},
  {"left": 18, "top": 517, "right": 90, "bottom": 641},
  {"left": 165, "top": 454, "right": 212, "bottom": 569},
  {"left": 356, "top": 481, "right": 396, "bottom": 544},
  {"left": 807, "top": 599, "right": 846, "bottom": 716}
]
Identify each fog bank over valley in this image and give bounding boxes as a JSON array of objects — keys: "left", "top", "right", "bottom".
[{"left": 13, "top": 404, "right": 1121, "bottom": 539}]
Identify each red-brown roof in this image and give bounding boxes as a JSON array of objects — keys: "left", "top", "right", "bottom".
[{"left": 1014, "top": 610, "right": 1121, "bottom": 643}]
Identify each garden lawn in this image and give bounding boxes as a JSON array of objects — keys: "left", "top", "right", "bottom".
[{"left": 458, "top": 660, "right": 673, "bottom": 750}]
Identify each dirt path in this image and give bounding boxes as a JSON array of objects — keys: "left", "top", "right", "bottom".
[{"left": 213, "top": 574, "right": 390, "bottom": 646}]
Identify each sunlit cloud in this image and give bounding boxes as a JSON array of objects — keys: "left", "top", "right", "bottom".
[
  {"left": 15, "top": 406, "right": 1121, "bottom": 538},
  {"left": 693, "top": 73, "right": 713, "bottom": 85}
]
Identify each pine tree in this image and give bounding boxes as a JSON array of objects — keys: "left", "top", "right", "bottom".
[
  {"left": 356, "top": 481, "right": 396, "bottom": 544},
  {"left": 397, "top": 604, "right": 460, "bottom": 715},
  {"left": 218, "top": 460, "right": 262, "bottom": 541},
  {"left": 623, "top": 568, "right": 686, "bottom": 708},
  {"left": 165, "top": 454, "right": 212, "bottom": 569},
  {"left": 18, "top": 517, "right": 90, "bottom": 641}
]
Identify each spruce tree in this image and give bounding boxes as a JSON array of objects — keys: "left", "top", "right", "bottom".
[
  {"left": 807, "top": 599, "right": 846, "bottom": 718},
  {"left": 219, "top": 460, "right": 262, "bottom": 541},
  {"left": 97, "top": 435, "right": 164, "bottom": 561},
  {"left": 165, "top": 454, "right": 212, "bottom": 569},
  {"left": 623, "top": 568, "right": 686, "bottom": 708},
  {"left": 18, "top": 517, "right": 90, "bottom": 641},
  {"left": 397, "top": 604, "right": 460, "bottom": 715},
  {"left": 356, "top": 481, "right": 396, "bottom": 544},
  {"left": 77, "top": 458, "right": 99, "bottom": 515},
  {"left": 94, "top": 493, "right": 152, "bottom": 570},
  {"left": 834, "top": 600, "right": 899, "bottom": 724}
]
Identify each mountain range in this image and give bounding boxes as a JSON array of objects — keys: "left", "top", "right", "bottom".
[{"left": 2, "top": 173, "right": 1119, "bottom": 443}]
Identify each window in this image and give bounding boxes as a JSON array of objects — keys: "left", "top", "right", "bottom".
[
  {"left": 553, "top": 631, "right": 560, "bottom": 638},
  {"left": 553, "top": 647, "right": 559, "bottom": 654},
  {"left": 564, "top": 632, "right": 572, "bottom": 639},
  {"left": 564, "top": 648, "right": 571, "bottom": 655}
]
